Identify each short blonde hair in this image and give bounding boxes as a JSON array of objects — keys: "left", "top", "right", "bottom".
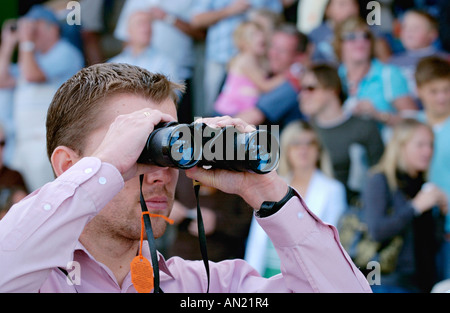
[{"left": 46, "top": 63, "right": 185, "bottom": 160}]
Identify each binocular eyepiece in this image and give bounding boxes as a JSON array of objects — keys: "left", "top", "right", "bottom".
[{"left": 137, "top": 122, "right": 280, "bottom": 174}]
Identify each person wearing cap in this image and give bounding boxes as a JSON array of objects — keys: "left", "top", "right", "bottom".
[{"left": 0, "top": 4, "right": 84, "bottom": 192}]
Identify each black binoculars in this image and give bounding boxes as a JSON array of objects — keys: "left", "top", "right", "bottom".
[{"left": 137, "top": 122, "right": 279, "bottom": 174}]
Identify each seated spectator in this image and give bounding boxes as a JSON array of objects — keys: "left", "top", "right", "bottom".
[
  {"left": 236, "top": 23, "right": 309, "bottom": 130},
  {"left": 309, "top": 0, "right": 391, "bottom": 65},
  {"left": 363, "top": 119, "right": 447, "bottom": 293},
  {"left": 245, "top": 120, "right": 347, "bottom": 276},
  {"left": 334, "top": 16, "right": 417, "bottom": 141},
  {"left": 300, "top": 63, "right": 384, "bottom": 204},
  {"left": 389, "top": 9, "right": 450, "bottom": 106},
  {"left": 109, "top": 10, "right": 179, "bottom": 84},
  {"left": 0, "top": 5, "right": 84, "bottom": 192},
  {"left": 414, "top": 56, "right": 450, "bottom": 281},
  {"left": 214, "top": 21, "right": 284, "bottom": 116}
]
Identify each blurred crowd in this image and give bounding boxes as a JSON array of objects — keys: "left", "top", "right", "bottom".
[{"left": 0, "top": 0, "right": 449, "bottom": 293}]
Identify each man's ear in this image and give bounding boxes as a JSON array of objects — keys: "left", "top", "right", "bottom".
[{"left": 51, "top": 146, "right": 80, "bottom": 177}]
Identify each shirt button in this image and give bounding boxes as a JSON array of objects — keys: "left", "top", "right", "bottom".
[
  {"left": 84, "top": 168, "right": 93, "bottom": 174},
  {"left": 98, "top": 177, "right": 107, "bottom": 185},
  {"left": 297, "top": 212, "right": 304, "bottom": 219},
  {"left": 43, "top": 204, "right": 52, "bottom": 211}
]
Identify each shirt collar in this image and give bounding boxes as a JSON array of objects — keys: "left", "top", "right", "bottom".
[{"left": 74, "top": 240, "right": 176, "bottom": 280}]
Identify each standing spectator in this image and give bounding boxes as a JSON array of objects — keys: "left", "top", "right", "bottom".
[
  {"left": 114, "top": 0, "right": 205, "bottom": 123},
  {"left": 214, "top": 21, "right": 285, "bottom": 116},
  {"left": 334, "top": 16, "right": 417, "bottom": 141},
  {"left": 363, "top": 119, "right": 447, "bottom": 293},
  {"left": 236, "top": 23, "right": 310, "bottom": 130},
  {"left": 109, "top": 10, "right": 179, "bottom": 84},
  {"left": 245, "top": 120, "right": 347, "bottom": 276},
  {"left": 389, "top": 9, "right": 449, "bottom": 106},
  {"left": 190, "top": 0, "right": 283, "bottom": 117},
  {"left": 414, "top": 56, "right": 450, "bottom": 281},
  {"left": 300, "top": 63, "right": 384, "bottom": 205},
  {"left": 0, "top": 5, "right": 84, "bottom": 192}
]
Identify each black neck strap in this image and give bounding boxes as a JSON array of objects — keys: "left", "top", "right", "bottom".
[{"left": 139, "top": 175, "right": 210, "bottom": 293}]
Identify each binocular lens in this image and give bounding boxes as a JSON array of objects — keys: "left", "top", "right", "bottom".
[
  {"left": 169, "top": 130, "right": 196, "bottom": 167},
  {"left": 138, "top": 122, "right": 279, "bottom": 174}
]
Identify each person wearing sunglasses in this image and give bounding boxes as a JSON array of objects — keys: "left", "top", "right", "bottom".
[
  {"left": 333, "top": 16, "right": 418, "bottom": 142},
  {"left": 299, "top": 63, "right": 384, "bottom": 206}
]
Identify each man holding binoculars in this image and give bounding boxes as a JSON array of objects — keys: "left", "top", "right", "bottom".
[{"left": 0, "top": 63, "right": 370, "bottom": 293}]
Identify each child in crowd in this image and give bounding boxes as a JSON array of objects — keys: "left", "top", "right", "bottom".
[
  {"left": 390, "top": 9, "right": 450, "bottom": 104},
  {"left": 214, "top": 21, "right": 285, "bottom": 116}
]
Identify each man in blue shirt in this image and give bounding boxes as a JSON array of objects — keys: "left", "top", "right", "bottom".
[{"left": 236, "top": 24, "right": 309, "bottom": 130}]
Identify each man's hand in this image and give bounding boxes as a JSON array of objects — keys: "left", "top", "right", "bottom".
[
  {"left": 184, "top": 116, "right": 289, "bottom": 210},
  {"left": 1, "top": 20, "right": 19, "bottom": 51},
  {"left": 91, "top": 108, "right": 176, "bottom": 181}
]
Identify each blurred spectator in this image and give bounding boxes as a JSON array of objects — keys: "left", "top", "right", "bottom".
[
  {"left": 236, "top": 23, "right": 309, "bottom": 129},
  {"left": 363, "top": 119, "right": 447, "bottom": 293},
  {"left": 245, "top": 120, "right": 347, "bottom": 276},
  {"left": 115, "top": 0, "right": 205, "bottom": 123},
  {"left": 389, "top": 9, "right": 450, "bottom": 106},
  {"left": 0, "top": 4, "right": 84, "bottom": 192},
  {"left": 190, "top": 0, "right": 283, "bottom": 117},
  {"left": 414, "top": 56, "right": 450, "bottom": 281},
  {"left": 299, "top": 63, "right": 384, "bottom": 205},
  {"left": 309, "top": 0, "right": 360, "bottom": 65},
  {"left": 214, "top": 21, "right": 285, "bottom": 116},
  {"left": 308, "top": 0, "right": 391, "bottom": 65},
  {"left": 334, "top": 16, "right": 417, "bottom": 141},
  {"left": 109, "top": 10, "right": 179, "bottom": 84}
]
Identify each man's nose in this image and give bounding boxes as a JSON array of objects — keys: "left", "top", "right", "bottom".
[{"left": 142, "top": 166, "right": 173, "bottom": 185}]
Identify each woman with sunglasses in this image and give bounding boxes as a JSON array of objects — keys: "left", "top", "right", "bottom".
[{"left": 333, "top": 17, "right": 418, "bottom": 142}]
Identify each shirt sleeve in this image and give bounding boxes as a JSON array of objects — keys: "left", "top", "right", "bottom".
[
  {"left": 184, "top": 190, "right": 372, "bottom": 293},
  {"left": 253, "top": 191, "right": 372, "bottom": 292},
  {"left": 0, "top": 157, "right": 124, "bottom": 292}
]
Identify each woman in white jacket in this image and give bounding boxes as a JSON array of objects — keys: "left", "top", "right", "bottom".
[{"left": 245, "top": 120, "right": 347, "bottom": 277}]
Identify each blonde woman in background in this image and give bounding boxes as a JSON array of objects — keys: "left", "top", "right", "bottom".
[
  {"left": 363, "top": 119, "right": 447, "bottom": 293},
  {"left": 245, "top": 120, "right": 347, "bottom": 277}
]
